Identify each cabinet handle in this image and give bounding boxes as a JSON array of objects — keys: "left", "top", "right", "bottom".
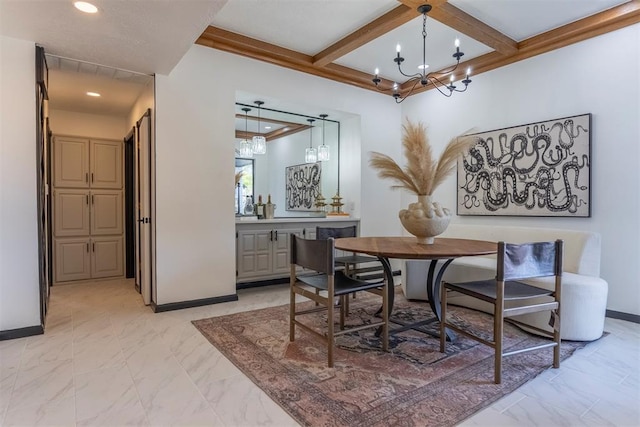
[
  {"left": 91, "top": 173, "right": 94, "bottom": 182},
  {"left": 274, "top": 230, "right": 278, "bottom": 241},
  {"left": 91, "top": 195, "right": 94, "bottom": 204},
  {"left": 86, "top": 243, "right": 89, "bottom": 252},
  {"left": 85, "top": 173, "right": 88, "bottom": 183},
  {"left": 270, "top": 230, "right": 273, "bottom": 241},
  {"left": 86, "top": 195, "right": 89, "bottom": 205},
  {"left": 92, "top": 242, "right": 95, "bottom": 252}
]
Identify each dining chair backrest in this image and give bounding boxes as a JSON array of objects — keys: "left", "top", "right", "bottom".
[
  {"left": 316, "top": 225, "right": 357, "bottom": 240},
  {"left": 498, "top": 240, "right": 564, "bottom": 282},
  {"left": 290, "top": 234, "right": 335, "bottom": 275}
]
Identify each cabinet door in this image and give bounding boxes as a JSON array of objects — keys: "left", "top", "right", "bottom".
[
  {"left": 91, "top": 236, "right": 124, "bottom": 278},
  {"left": 90, "top": 139, "right": 122, "bottom": 189},
  {"left": 236, "top": 230, "right": 272, "bottom": 279},
  {"left": 272, "top": 228, "right": 304, "bottom": 274},
  {"left": 90, "top": 190, "right": 123, "bottom": 235},
  {"left": 54, "top": 137, "right": 89, "bottom": 188},
  {"left": 54, "top": 238, "right": 91, "bottom": 282},
  {"left": 54, "top": 189, "right": 90, "bottom": 237}
]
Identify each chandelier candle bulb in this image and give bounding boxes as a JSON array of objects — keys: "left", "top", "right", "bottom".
[{"left": 455, "top": 38, "right": 460, "bottom": 48}]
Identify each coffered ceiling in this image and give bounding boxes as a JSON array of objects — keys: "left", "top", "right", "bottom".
[{"left": 199, "top": 0, "right": 639, "bottom": 98}]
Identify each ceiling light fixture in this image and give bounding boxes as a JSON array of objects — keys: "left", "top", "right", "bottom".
[
  {"left": 239, "top": 107, "right": 253, "bottom": 158},
  {"left": 305, "top": 119, "right": 317, "bottom": 163},
  {"left": 74, "top": 1, "right": 98, "bottom": 13},
  {"left": 86, "top": 91, "right": 101, "bottom": 97},
  {"left": 372, "top": 3, "right": 471, "bottom": 103},
  {"left": 317, "top": 114, "right": 330, "bottom": 161},
  {"left": 252, "top": 101, "right": 266, "bottom": 155}
]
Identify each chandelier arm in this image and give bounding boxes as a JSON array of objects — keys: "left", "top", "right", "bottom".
[
  {"left": 396, "top": 64, "right": 422, "bottom": 79},
  {"left": 394, "top": 77, "right": 425, "bottom": 103},
  {"left": 426, "top": 60, "right": 462, "bottom": 80},
  {"left": 425, "top": 76, "right": 454, "bottom": 97}
]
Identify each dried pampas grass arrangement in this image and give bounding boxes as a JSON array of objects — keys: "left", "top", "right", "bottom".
[
  {"left": 235, "top": 171, "right": 244, "bottom": 187},
  {"left": 369, "top": 120, "right": 476, "bottom": 196}
]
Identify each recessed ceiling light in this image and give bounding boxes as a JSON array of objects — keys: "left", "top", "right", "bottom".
[
  {"left": 86, "top": 92, "right": 101, "bottom": 97},
  {"left": 265, "top": 126, "right": 272, "bottom": 130},
  {"left": 74, "top": 1, "right": 98, "bottom": 13}
]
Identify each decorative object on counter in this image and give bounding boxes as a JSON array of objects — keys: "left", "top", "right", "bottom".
[
  {"left": 314, "top": 193, "right": 327, "bottom": 213},
  {"left": 369, "top": 120, "right": 476, "bottom": 244},
  {"left": 239, "top": 107, "right": 253, "bottom": 158},
  {"left": 254, "top": 195, "right": 265, "bottom": 219},
  {"left": 252, "top": 101, "right": 267, "bottom": 155},
  {"left": 285, "top": 162, "right": 322, "bottom": 211},
  {"left": 264, "top": 194, "right": 276, "bottom": 219},
  {"left": 372, "top": 3, "right": 471, "bottom": 103},
  {"left": 327, "top": 192, "right": 349, "bottom": 216},
  {"left": 243, "top": 195, "right": 254, "bottom": 215},
  {"left": 317, "top": 114, "right": 330, "bottom": 161},
  {"left": 304, "top": 119, "right": 317, "bottom": 163},
  {"left": 457, "top": 113, "right": 591, "bottom": 217}
]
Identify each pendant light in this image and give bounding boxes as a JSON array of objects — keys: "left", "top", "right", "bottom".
[
  {"left": 239, "top": 107, "right": 253, "bottom": 158},
  {"left": 317, "top": 114, "right": 330, "bottom": 161},
  {"left": 252, "top": 100, "right": 267, "bottom": 154},
  {"left": 305, "top": 119, "right": 317, "bottom": 163}
]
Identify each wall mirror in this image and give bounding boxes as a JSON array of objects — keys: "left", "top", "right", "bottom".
[
  {"left": 234, "top": 100, "right": 340, "bottom": 217},
  {"left": 235, "top": 158, "right": 254, "bottom": 214}
]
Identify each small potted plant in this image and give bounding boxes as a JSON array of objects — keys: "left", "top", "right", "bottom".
[{"left": 369, "top": 120, "right": 476, "bottom": 244}]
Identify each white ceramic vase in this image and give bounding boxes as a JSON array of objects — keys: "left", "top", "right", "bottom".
[{"left": 399, "top": 195, "right": 452, "bottom": 244}]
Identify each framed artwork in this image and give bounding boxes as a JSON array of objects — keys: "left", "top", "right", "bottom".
[
  {"left": 285, "top": 162, "right": 322, "bottom": 211},
  {"left": 457, "top": 113, "right": 591, "bottom": 217}
]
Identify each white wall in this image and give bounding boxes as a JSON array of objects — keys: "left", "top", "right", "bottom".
[
  {"left": 154, "top": 45, "right": 401, "bottom": 305},
  {"left": 0, "top": 37, "right": 40, "bottom": 331},
  {"left": 49, "top": 109, "right": 127, "bottom": 139},
  {"left": 401, "top": 24, "right": 640, "bottom": 315}
]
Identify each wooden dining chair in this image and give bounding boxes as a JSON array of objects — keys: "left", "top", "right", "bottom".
[
  {"left": 289, "top": 235, "right": 388, "bottom": 367},
  {"left": 316, "top": 225, "right": 381, "bottom": 278},
  {"left": 440, "top": 240, "right": 563, "bottom": 384}
]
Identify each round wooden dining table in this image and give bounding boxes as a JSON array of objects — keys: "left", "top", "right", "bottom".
[{"left": 334, "top": 236, "right": 497, "bottom": 340}]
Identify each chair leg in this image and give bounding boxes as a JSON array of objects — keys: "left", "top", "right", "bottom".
[
  {"left": 494, "top": 298, "right": 504, "bottom": 384},
  {"left": 289, "top": 283, "right": 295, "bottom": 342},
  {"left": 328, "top": 295, "right": 335, "bottom": 368},
  {"left": 440, "top": 283, "right": 447, "bottom": 353},
  {"left": 553, "top": 310, "right": 561, "bottom": 368},
  {"left": 382, "top": 281, "right": 389, "bottom": 352},
  {"left": 339, "top": 295, "right": 346, "bottom": 330}
]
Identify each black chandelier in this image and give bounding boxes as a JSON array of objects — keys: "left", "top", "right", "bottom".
[{"left": 373, "top": 4, "right": 471, "bottom": 103}]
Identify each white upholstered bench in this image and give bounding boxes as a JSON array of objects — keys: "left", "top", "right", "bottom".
[{"left": 401, "top": 224, "right": 608, "bottom": 341}]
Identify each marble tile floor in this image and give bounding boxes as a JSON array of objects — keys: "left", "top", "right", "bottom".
[{"left": 1, "top": 278, "right": 638, "bottom": 426}]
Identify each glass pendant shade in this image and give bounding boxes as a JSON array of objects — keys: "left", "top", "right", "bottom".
[
  {"left": 252, "top": 135, "right": 266, "bottom": 154},
  {"left": 239, "top": 107, "right": 253, "bottom": 157},
  {"left": 239, "top": 139, "right": 253, "bottom": 158},
  {"left": 252, "top": 101, "right": 267, "bottom": 154},
  {"left": 305, "top": 118, "right": 316, "bottom": 163},
  {"left": 317, "top": 144, "right": 330, "bottom": 161},
  {"left": 317, "top": 114, "right": 330, "bottom": 161},
  {"left": 305, "top": 147, "right": 317, "bottom": 163}
]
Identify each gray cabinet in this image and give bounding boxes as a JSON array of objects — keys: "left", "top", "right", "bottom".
[
  {"left": 235, "top": 219, "right": 360, "bottom": 283},
  {"left": 236, "top": 227, "right": 303, "bottom": 281},
  {"left": 52, "top": 135, "right": 124, "bottom": 283}
]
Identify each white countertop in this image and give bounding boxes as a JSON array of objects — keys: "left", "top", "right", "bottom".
[{"left": 235, "top": 216, "right": 358, "bottom": 224}]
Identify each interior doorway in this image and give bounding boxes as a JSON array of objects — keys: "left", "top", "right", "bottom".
[{"left": 41, "top": 51, "right": 156, "bottom": 311}]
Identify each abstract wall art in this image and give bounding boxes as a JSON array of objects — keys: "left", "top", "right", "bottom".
[
  {"left": 285, "top": 162, "right": 322, "bottom": 211},
  {"left": 457, "top": 113, "right": 591, "bottom": 217}
]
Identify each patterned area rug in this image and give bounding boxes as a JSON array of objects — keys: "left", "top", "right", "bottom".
[{"left": 193, "top": 291, "right": 587, "bottom": 427}]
